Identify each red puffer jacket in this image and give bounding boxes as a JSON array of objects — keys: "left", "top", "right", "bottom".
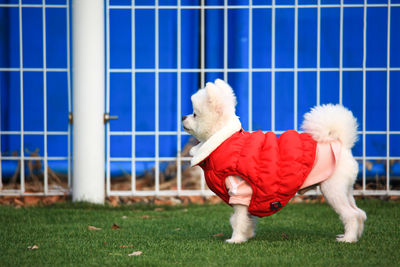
[{"left": 196, "top": 129, "right": 317, "bottom": 217}]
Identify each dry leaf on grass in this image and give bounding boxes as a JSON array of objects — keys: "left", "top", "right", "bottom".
[
  {"left": 141, "top": 215, "right": 150, "bottom": 219},
  {"left": 281, "top": 232, "right": 289, "bottom": 240},
  {"left": 88, "top": 225, "right": 102, "bottom": 231},
  {"left": 112, "top": 223, "right": 120, "bottom": 230},
  {"left": 120, "top": 245, "right": 134, "bottom": 248},
  {"left": 213, "top": 233, "right": 224, "bottom": 237},
  {"left": 128, "top": 251, "right": 143, "bottom": 257},
  {"left": 27, "top": 245, "right": 39, "bottom": 250},
  {"left": 154, "top": 208, "right": 164, "bottom": 212},
  {"left": 122, "top": 216, "right": 127, "bottom": 219}
]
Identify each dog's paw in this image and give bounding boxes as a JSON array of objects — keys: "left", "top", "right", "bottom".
[
  {"left": 336, "top": 235, "right": 358, "bottom": 243},
  {"left": 225, "top": 238, "right": 247, "bottom": 244}
]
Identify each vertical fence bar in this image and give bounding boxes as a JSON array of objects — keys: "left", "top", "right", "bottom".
[
  {"left": 72, "top": 0, "right": 105, "bottom": 203},
  {"left": 177, "top": 0, "right": 182, "bottom": 194},
  {"left": 339, "top": 0, "right": 343, "bottom": 105},
  {"left": 200, "top": 0, "right": 205, "bottom": 88},
  {"left": 67, "top": 0, "right": 72, "bottom": 189},
  {"left": 271, "top": 0, "right": 275, "bottom": 132},
  {"left": 224, "top": 0, "right": 228, "bottom": 81},
  {"left": 42, "top": 0, "right": 48, "bottom": 194},
  {"left": 106, "top": 0, "right": 111, "bottom": 197},
  {"left": 200, "top": 0, "right": 206, "bottom": 194},
  {"left": 19, "top": 0, "right": 25, "bottom": 194},
  {"left": 386, "top": 0, "right": 391, "bottom": 193},
  {"left": 294, "top": 0, "right": 298, "bottom": 130},
  {"left": 362, "top": 0, "right": 367, "bottom": 193},
  {"left": 317, "top": 0, "right": 321, "bottom": 106},
  {"left": 155, "top": 0, "right": 160, "bottom": 194},
  {"left": 131, "top": 1, "right": 136, "bottom": 194},
  {"left": 248, "top": 1, "right": 253, "bottom": 132}
]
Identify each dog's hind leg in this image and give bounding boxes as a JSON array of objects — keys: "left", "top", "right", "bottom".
[
  {"left": 348, "top": 190, "right": 367, "bottom": 238},
  {"left": 226, "top": 204, "right": 256, "bottom": 243},
  {"left": 321, "top": 179, "right": 360, "bottom": 243}
]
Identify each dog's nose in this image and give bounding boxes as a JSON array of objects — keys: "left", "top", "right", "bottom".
[{"left": 182, "top": 116, "right": 187, "bottom": 121}]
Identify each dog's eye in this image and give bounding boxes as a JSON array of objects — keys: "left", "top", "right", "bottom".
[{"left": 193, "top": 113, "right": 197, "bottom": 118}]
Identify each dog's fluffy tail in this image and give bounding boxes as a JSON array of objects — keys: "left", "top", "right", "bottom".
[{"left": 301, "top": 104, "right": 358, "bottom": 149}]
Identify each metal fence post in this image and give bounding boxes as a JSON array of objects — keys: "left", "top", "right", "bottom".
[{"left": 72, "top": 0, "right": 105, "bottom": 203}]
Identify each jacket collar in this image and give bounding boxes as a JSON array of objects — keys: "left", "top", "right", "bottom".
[{"left": 190, "top": 117, "right": 242, "bottom": 166}]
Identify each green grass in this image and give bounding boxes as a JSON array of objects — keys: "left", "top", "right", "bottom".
[{"left": 0, "top": 200, "right": 399, "bottom": 266}]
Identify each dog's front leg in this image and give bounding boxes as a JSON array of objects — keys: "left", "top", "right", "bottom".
[{"left": 226, "top": 204, "right": 257, "bottom": 243}]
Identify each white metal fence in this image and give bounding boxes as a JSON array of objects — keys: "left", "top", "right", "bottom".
[
  {"left": 0, "top": 0, "right": 71, "bottom": 196},
  {"left": 0, "top": 0, "right": 399, "bottom": 198}
]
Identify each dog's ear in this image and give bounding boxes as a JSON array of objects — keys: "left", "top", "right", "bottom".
[
  {"left": 205, "top": 82, "right": 224, "bottom": 115},
  {"left": 214, "top": 79, "right": 237, "bottom": 107}
]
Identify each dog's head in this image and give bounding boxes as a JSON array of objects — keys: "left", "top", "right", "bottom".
[{"left": 182, "top": 79, "right": 237, "bottom": 142}]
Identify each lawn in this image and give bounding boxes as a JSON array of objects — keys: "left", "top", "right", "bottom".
[{"left": 0, "top": 199, "right": 399, "bottom": 266}]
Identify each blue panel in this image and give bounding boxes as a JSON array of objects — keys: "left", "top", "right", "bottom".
[
  {"left": 252, "top": 9, "right": 271, "bottom": 68},
  {"left": 390, "top": 7, "right": 400, "bottom": 67},
  {"left": 47, "top": 72, "right": 68, "bottom": 132},
  {"left": 321, "top": 8, "right": 340, "bottom": 68},
  {"left": 136, "top": 73, "right": 155, "bottom": 131},
  {"left": 320, "top": 71, "right": 339, "bottom": 104},
  {"left": 181, "top": 9, "right": 199, "bottom": 69},
  {"left": 390, "top": 71, "right": 400, "bottom": 131},
  {"left": 0, "top": 71, "right": 20, "bottom": 131},
  {"left": 275, "top": 72, "right": 294, "bottom": 131},
  {"left": 298, "top": 8, "right": 317, "bottom": 68},
  {"left": 297, "top": 72, "right": 317, "bottom": 129},
  {"left": 135, "top": 9, "right": 155, "bottom": 69},
  {"left": 352, "top": 137, "right": 362, "bottom": 157},
  {"left": 206, "top": 0, "right": 224, "bottom": 4},
  {"left": 228, "top": 9, "right": 248, "bottom": 68},
  {"left": 110, "top": 9, "right": 131, "bottom": 69},
  {"left": 367, "top": 7, "right": 387, "bottom": 68},
  {"left": 228, "top": 0, "right": 249, "bottom": 5},
  {"left": 23, "top": 72, "right": 44, "bottom": 131},
  {"left": 390, "top": 135, "right": 400, "bottom": 157},
  {"left": 1, "top": 135, "right": 20, "bottom": 155},
  {"left": 253, "top": 0, "right": 272, "bottom": 4},
  {"left": 110, "top": 0, "right": 131, "bottom": 5},
  {"left": 366, "top": 135, "right": 386, "bottom": 157},
  {"left": 228, "top": 72, "right": 248, "bottom": 130},
  {"left": 159, "top": 72, "right": 177, "bottom": 131},
  {"left": 276, "top": 0, "right": 294, "bottom": 4},
  {"left": 181, "top": 72, "right": 199, "bottom": 117},
  {"left": 366, "top": 71, "right": 386, "bottom": 131},
  {"left": 159, "top": 135, "right": 177, "bottom": 157},
  {"left": 205, "top": 9, "right": 223, "bottom": 69},
  {"left": 343, "top": 71, "right": 363, "bottom": 130},
  {"left": 159, "top": 9, "right": 177, "bottom": 69},
  {"left": 136, "top": 135, "right": 155, "bottom": 157},
  {"left": 46, "top": 8, "right": 67, "bottom": 68},
  {"left": 0, "top": 7, "right": 19, "bottom": 68},
  {"left": 205, "top": 72, "right": 223, "bottom": 83},
  {"left": 343, "top": 7, "right": 363, "bottom": 68},
  {"left": 22, "top": 8, "right": 43, "bottom": 68},
  {"left": 47, "top": 135, "right": 67, "bottom": 157},
  {"left": 24, "top": 135, "right": 43, "bottom": 157},
  {"left": 180, "top": 135, "right": 191, "bottom": 151},
  {"left": 111, "top": 135, "right": 132, "bottom": 158},
  {"left": 275, "top": 8, "right": 294, "bottom": 68},
  {"left": 252, "top": 72, "right": 271, "bottom": 131},
  {"left": 110, "top": 73, "right": 132, "bottom": 131},
  {"left": 159, "top": 0, "right": 177, "bottom": 5},
  {"left": 182, "top": 0, "right": 200, "bottom": 5}
]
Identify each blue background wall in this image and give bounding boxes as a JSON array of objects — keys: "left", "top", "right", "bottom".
[{"left": 1, "top": 0, "right": 400, "bottom": 179}]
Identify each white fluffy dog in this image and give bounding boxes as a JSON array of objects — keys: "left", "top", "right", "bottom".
[{"left": 182, "top": 79, "right": 366, "bottom": 243}]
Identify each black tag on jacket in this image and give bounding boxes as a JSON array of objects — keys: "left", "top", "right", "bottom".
[{"left": 270, "top": 201, "right": 282, "bottom": 210}]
